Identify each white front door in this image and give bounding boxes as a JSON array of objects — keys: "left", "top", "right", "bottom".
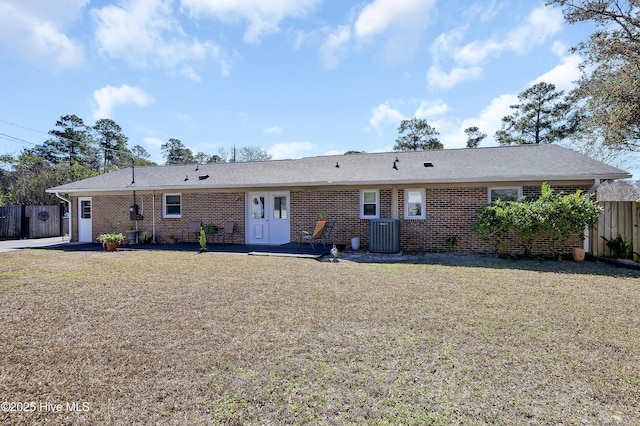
[
  {"left": 246, "top": 192, "right": 290, "bottom": 244},
  {"left": 77, "top": 197, "right": 92, "bottom": 242}
]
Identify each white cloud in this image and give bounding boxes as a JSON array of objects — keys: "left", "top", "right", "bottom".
[
  {"left": 414, "top": 100, "right": 449, "bottom": 118},
  {"left": 354, "top": 0, "right": 434, "bottom": 39},
  {"left": 0, "top": 0, "right": 86, "bottom": 68},
  {"left": 268, "top": 142, "right": 318, "bottom": 159},
  {"left": 532, "top": 54, "right": 582, "bottom": 92},
  {"left": 551, "top": 40, "right": 568, "bottom": 57},
  {"left": 427, "top": 65, "right": 482, "bottom": 89},
  {"left": 438, "top": 93, "right": 518, "bottom": 149},
  {"left": 263, "top": 126, "right": 283, "bottom": 134},
  {"left": 92, "top": 84, "right": 154, "bottom": 120},
  {"left": 453, "top": 39, "right": 502, "bottom": 66},
  {"left": 92, "top": 0, "right": 231, "bottom": 77},
  {"left": 319, "top": 25, "right": 351, "bottom": 70},
  {"left": 355, "top": 0, "right": 436, "bottom": 62},
  {"left": 180, "top": 0, "right": 321, "bottom": 43},
  {"left": 503, "top": 6, "right": 563, "bottom": 54},
  {"left": 430, "top": 5, "right": 564, "bottom": 89},
  {"left": 369, "top": 103, "right": 404, "bottom": 132}
]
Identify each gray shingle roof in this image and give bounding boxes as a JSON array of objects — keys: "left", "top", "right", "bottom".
[{"left": 47, "top": 144, "right": 631, "bottom": 194}]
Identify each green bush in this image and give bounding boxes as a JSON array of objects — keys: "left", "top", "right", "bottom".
[{"left": 473, "top": 183, "right": 601, "bottom": 258}]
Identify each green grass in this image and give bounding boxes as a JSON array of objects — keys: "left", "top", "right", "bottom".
[{"left": 0, "top": 250, "right": 639, "bottom": 425}]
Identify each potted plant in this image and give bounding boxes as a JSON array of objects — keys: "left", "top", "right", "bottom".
[
  {"left": 139, "top": 231, "right": 152, "bottom": 244},
  {"left": 317, "top": 211, "right": 329, "bottom": 222},
  {"left": 168, "top": 234, "right": 176, "bottom": 244},
  {"left": 97, "top": 233, "right": 126, "bottom": 252},
  {"left": 203, "top": 224, "right": 218, "bottom": 235}
]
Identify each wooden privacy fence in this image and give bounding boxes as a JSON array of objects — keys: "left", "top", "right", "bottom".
[
  {"left": 0, "top": 205, "right": 64, "bottom": 239},
  {"left": 589, "top": 201, "right": 639, "bottom": 261}
]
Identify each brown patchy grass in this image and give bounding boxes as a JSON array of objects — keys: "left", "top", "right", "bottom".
[{"left": 0, "top": 250, "right": 639, "bottom": 425}]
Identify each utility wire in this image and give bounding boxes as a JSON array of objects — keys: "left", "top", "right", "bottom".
[{"left": 0, "top": 118, "right": 144, "bottom": 159}]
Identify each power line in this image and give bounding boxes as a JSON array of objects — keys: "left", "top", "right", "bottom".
[{"left": 0, "top": 119, "right": 138, "bottom": 159}]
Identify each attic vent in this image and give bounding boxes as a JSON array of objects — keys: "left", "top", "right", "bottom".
[
  {"left": 198, "top": 174, "right": 209, "bottom": 180},
  {"left": 424, "top": 162, "right": 434, "bottom": 167}
]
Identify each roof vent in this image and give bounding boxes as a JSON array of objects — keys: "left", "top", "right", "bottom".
[
  {"left": 198, "top": 174, "right": 209, "bottom": 180},
  {"left": 424, "top": 162, "right": 434, "bottom": 167}
]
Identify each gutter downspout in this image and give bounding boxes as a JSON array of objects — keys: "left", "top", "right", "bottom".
[
  {"left": 584, "top": 178, "right": 601, "bottom": 252},
  {"left": 54, "top": 192, "right": 71, "bottom": 243},
  {"left": 391, "top": 185, "right": 398, "bottom": 219},
  {"left": 152, "top": 191, "right": 156, "bottom": 243}
]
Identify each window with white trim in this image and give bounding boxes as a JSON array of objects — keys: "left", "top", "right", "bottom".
[
  {"left": 488, "top": 187, "right": 522, "bottom": 203},
  {"left": 360, "top": 189, "right": 379, "bottom": 219},
  {"left": 163, "top": 193, "right": 182, "bottom": 218},
  {"left": 404, "top": 188, "right": 426, "bottom": 219}
]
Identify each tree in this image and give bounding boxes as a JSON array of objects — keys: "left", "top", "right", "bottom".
[
  {"left": 394, "top": 118, "right": 443, "bottom": 151},
  {"left": 215, "top": 145, "right": 271, "bottom": 162},
  {"left": 194, "top": 152, "right": 211, "bottom": 164},
  {"left": 130, "top": 145, "right": 157, "bottom": 166},
  {"left": 547, "top": 0, "right": 640, "bottom": 150},
  {"left": 93, "top": 118, "right": 129, "bottom": 172},
  {"left": 1, "top": 153, "right": 97, "bottom": 205},
  {"left": 42, "top": 115, "right": 100, "bottom": 170},
  {"left": 464, "top": 126, "right": 487, "bottom": 148},
  {"left": 495, "top": 82, "right": 578, "bottom": 145},
  {"left": 161, "top": 138, "right": 194, "bottom": 164},
  {"left": 237, "top": 146, "right": 272, "bottom": 162}
]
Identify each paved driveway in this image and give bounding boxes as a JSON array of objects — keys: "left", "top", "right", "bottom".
[{"left": 0, "top": 236, "right": 71, "bottom": 253}]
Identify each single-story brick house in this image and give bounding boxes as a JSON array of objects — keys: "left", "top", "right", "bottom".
[{"left": 46, "top": 144, "right": 630, "bottom": 254}]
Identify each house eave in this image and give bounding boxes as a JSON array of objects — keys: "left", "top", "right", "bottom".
[{"left": 46, "top": 171, "right": 631, "bottom": 196}]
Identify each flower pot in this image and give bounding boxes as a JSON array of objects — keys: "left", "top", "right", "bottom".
[
  {"left": 571, "top": 247, "right": 585, "bottom": 262},
  {"left": 126, "top": 230, "right": 138, "bottom": 244},
  {"left": 351, "top": 237, "right": 361, "bottom": 251},
  {"left": 106, "top": 242, "right": 119, "bottom": 252}
]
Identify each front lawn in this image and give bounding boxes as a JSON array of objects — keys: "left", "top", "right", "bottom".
[{"left": 1, "top": 250, "right": 639, "bottom": 424}]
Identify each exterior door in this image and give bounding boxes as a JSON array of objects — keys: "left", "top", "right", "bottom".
[
  {"left": 77, "top": 197, "right": 92, "bottom": 242},
  {"left": 246, "top": 192, "right": 290, "bottom": 244}
]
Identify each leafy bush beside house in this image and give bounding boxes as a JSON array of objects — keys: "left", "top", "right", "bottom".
[{"left": 473, "top": 183, "right": 601, "bottom": 258}]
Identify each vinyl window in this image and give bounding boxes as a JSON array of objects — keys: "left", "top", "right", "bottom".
[
  {"left": 404, "top": 189, "right": 426, "bottom": 219},
  {"left": 360, "top": 189, "right": 379, "bottom": 219},
  {"left": 488, "top": 187, "right": 522, "bottom": 203},
  {"left": 163, "top": 193, "right": 182, "bottom": 218}
]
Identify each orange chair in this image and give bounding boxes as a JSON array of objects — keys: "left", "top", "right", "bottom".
[{"left": 298, "top": 220, "right": 327, "bottom": 250}]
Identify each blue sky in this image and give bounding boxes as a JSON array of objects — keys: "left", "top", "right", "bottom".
[{"left": 2, "top": 0, "right": 632, "bottom": 175}]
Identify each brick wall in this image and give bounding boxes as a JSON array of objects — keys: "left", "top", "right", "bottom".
[
  {"left": 85, "top": 192, "right": 245, "bottom": 244},
  {"left": 73, "top": 183, "right": 591, "bottom": 255}
]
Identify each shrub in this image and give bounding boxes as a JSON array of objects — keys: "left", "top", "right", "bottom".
[
  {"left": 473, "top": 183, "right": 602, "bottom": 258},
  {"left": 471, "top": 199, "right": 511, "bottom": 255}
]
